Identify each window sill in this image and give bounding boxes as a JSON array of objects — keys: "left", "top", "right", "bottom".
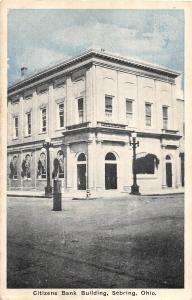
[
  {"left": 38, "top": 131, "right": 47, "bottom": 135},
  {"left": 22, "top": 178, "right": 32, "bottom": 181},
  {"left": 24, "top": 134, "right": 32, "bottom": 138},
  {"left": 137, "top": 174, "right": 158, "bottom": 179},
  {"left": 55, "top": 127, "right": 65, "bottom": 132},
  {"left": 144, "top": 126, "right": 157, "bottom": 131},
  {"left": 12, "top": 137, "right": 19, "bottom": 140},
  {"left": 161, "top": 129, "right": 179, "bottom": 134}
]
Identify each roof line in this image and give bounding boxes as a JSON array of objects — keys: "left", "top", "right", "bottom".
[{"left": 8, "top": 48, "right": 180, "bottom": 90}]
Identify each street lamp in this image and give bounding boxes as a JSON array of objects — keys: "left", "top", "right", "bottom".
[
  {"left": 129, "top": 131, "right": 140, "bottom": 195},
  {"left": 43, "top": 137, "right": 53, "bottom": 197}
]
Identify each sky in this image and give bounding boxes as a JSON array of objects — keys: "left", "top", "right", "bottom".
[{"left": 8, "top": 9, "right": 184, "bottom": 86}]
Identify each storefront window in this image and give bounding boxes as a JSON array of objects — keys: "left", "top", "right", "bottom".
[
  {"left": 9, "top": 155, "right": 18, "bottom": 179},
  {"left": 52, "top": 150, "right": 64, "bottom": 179},
  {"left": 135, "top": 153, "right": 159, "bottom": 174},
  {"left": 37, "top": 152, "right": 46, "bottom": 179},
  {"left": 21, "top": 154, "right": 31, "bottom": 179}
]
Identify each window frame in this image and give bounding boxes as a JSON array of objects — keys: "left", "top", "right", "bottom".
[
  {"left": 162, "top": 106, "right": 169, "bottom": 129},
  {"left": 58, "top": 102, "right": 64, "bottom": 128},
  {"left": 25, "top": 111, "right": 32, "bottom": 136},
  {"left": 40, "top": 107, "right": 47, "bottom": 133},
  {"left": 13, "top": 115, "right": 19, "bottom": 139},
  {"left": 105, "top": 95, "right": 113, "bottom": 115},
  {"left": 145, "top": 102, "right": 152, "bottom": 127},
  {"left": 126, "top": 98, "right": 134, "bottom": 123},
  {"left": 77, "top": 97, "right": 84, "bottom": 123}
]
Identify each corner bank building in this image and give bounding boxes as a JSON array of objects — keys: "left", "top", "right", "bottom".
[{"left": 7, "top": 49, "right": 185, "bottom": 196}]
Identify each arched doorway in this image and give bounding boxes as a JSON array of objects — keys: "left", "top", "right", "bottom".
[
  {"left": 165, "top": 155, "right": 172, "bottom": 187},
  {"left": 105, "top": 152, "right": 117, "bottom": 190},
  {"left": 77, "top": 153, "right": 86, "bottom": 190}
]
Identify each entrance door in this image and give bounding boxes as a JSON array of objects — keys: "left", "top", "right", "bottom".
[
  {"left": 166, "top": 162, "right": 172, "bottom": 187},
  {"left": 77, "top": 164, "right": 86, "bottom": 190},
  {"left": 105, "top": 163, "right": 117, "bottom": 190}
]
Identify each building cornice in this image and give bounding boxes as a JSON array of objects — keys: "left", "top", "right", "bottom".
[
  {"left": 7, "top": 126, "right": 182, "bottom": 150},
  {"left": 63, "top": 125, "right": 182, "bottom": 140},
  {"left": 8, "top": 49, "right": 180, "bottom": 96},
  {"left": 7, "top": 136, "right": 64, "bottom": 151}
]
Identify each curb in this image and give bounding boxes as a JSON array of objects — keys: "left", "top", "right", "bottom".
[
  {"left": 7, "top": 192, "right": 184, "bottom": 199},
  {"left": 141, "top": 192, "right": 184, "bottom": 196},
  {"left": 7, "top": 194, "right": 50, "bottom": 199}
]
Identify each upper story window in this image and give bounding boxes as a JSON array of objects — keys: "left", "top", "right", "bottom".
[
  {"left": 105, "top": 96, "right": 113, "bottom": 117},
  {"left": 41, "top": 107, "right": 47, "bottom": 133},
  {"left": 162, "top": 106, "right": 168, "bottom": 129},
  {"left": 13, "top": 116, "right": 19, "bottom": 138},
  {"left": 126, "top": 99, "right": 133, "bottom": 124},
  {"left": 26, "top": 112, "right": 32, "bottom": 135},
  {"left": 58, "top": 103, "right": 64, "bottom": 128},
  {"left": 145, "top": 103, "right": 152, "bottom": 126},
  {"left": 78, "top": 98, "right": 84, "bottom": 123}
]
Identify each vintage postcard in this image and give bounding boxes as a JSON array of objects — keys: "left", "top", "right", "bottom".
[{"left": 0, "top": 0, "right": 192, "bottom": 300}]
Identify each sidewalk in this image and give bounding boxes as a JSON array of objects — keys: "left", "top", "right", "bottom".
[{"left": 7, "top": 187, "right": 184, "bottom": 198}]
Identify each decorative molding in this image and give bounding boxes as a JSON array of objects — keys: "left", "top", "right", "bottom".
[
  {"left": 8, "top": 49, "right": 179, "bottom": 96},
  {"left": 36, "top": 83, "right": 49, "bottom": 94},
  {"left": 71, "top": 68, "right": 86, "bottom": 81},
  {"left": 53, "top": 76, "right": 66, "bottom": 88},
  {"left": 55, "top": 97, "right": 65, "bottom": 104},
  {"left": 38, "top": 103, "right": 48, "bottom": 109}
]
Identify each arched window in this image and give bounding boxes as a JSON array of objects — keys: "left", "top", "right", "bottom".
[
  {"left": 77, "top": 153, "right": 86, "bottom": 161},
  {"left": 105, "top": 152, "right": 116, "bottom": 161},
  {"left": 165, "top": 154, "right": 173, "bottom": 187},
  {"left": 166, "top": 155, "right": 171, "bottom": 160},
  {"left": 105, "top": 152, "right": 117, "bottom": 189},
  {"left": 77, "top": 153, "right": 86, "bottom": 190}
]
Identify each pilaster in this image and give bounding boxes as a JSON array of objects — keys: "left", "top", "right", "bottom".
[
  {"left": 175, "top": 147, "right": 181, "bottom": 188},
  {"left": 87, "top": 138, "right": 94, "bottom": 190},
  {"left": 48, "top": 83, "right": 54, "bottom": 138},
  {"left": 136, "top": 76, "right": 142, "bottom": 130},
  {"left": 95, "top": 139, "right": 105, "bottom": 191},
  {"left": 19, "top": 95, "right": 24, "bottom": 144},
  {"left": 154, "top": 80, "right": 161, "bottom": 131},
  {"left": 171, "top": 83, "right": 177, "bottom": 130},
  {"left": 66, "top": 76, "right": 73, "bottom": 126},
  {"left": 161, "top": 145, "right": 167, "bottom": 188},
  {"left": 66, "top": 143, "right": 72, "bottom": 191},
  {"left": 32, "top": 90, "right": 38, "bottom": 139}
]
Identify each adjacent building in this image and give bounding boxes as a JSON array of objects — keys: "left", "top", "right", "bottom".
[{"left": 7, "top": 49, "right": 184, "bottom": 195}]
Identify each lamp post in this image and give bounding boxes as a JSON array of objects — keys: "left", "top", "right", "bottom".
[
  {"left": 43, "top": 137, "right": 53, "bottom": 197},
  {"left": 129, "top": 132, "right": 140, "bottom": 195}
]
